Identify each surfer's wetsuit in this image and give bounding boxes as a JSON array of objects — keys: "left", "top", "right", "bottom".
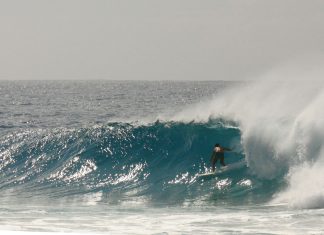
[{"left": 210, "top": 145, "right": 230, "bottom": 172}]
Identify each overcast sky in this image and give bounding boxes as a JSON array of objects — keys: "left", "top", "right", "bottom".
[{"left": 1, "top": 0, "right": 324, "bottom": 80}]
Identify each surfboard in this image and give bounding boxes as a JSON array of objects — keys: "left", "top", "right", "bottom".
[
  {"left": 197, "top": 170, "right": 221, "bottom": 178},
  {"left": 197, "top": 172, "right": 217, "bottom": 177},
  {"left": 197, "top": 160, "right": 246, "bottom": 178}
]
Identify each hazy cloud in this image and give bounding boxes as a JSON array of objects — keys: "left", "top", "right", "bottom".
[{"left": 1, "top": 0, "right": 324, "bottom": 80}]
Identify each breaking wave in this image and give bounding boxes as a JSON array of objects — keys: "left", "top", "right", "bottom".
[{"left": 0, "top": 120, "right": 277, "bottom": 206}]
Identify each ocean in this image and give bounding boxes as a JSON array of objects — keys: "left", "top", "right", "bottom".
[{"left": 0, "top": 80, "right": 323, "bottom": 234}]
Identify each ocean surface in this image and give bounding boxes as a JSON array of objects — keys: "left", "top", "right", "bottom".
[{"left": 0, "top": 80, "right": 324, "bottom": 234}]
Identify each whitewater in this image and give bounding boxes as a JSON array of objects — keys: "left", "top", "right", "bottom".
[{"left": 0, "top": 79, "right": 324, "bottom": 234}]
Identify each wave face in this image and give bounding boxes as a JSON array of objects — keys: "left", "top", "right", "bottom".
[{"left": 0, "top": 120, "right": 277, "bottom": 205}]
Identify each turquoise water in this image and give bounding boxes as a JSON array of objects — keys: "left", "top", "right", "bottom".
[{"left": 0, "top": 81, "right": 323, "bottom": 234}]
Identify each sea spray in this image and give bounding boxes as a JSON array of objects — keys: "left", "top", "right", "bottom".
[
  {"left": 273, "top": 160, "right": 324, "bottom": 209},
  {"left": 169, "top": 69, "right": 324, "bottom": 208}
]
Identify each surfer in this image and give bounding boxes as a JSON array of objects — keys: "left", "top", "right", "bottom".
[{"left": 210, "top": 144, "right": 232, "bottom": 172}]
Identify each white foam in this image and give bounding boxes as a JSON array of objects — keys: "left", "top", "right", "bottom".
[
  {"left": 2, "top": 206, "right": 324, "bottom": 235},
  {"left": 273, "top": 160, "right": 324, "bottom": 209},
  {"left": 0, "top": 232, "right": 91, "bottom": 235}
]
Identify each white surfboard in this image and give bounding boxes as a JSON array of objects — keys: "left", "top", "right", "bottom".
[
  {"left": 197, "top": 172, "right": 217, "bottom": 177},
  {"left": 197, "top": 161, "right": 246, "bottom": 178}
]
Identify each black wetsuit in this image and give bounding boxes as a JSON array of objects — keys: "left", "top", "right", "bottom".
[
  {"left": 211, "top": 149, "right": 226, "bottom": 172},
  {"left": 211, "top": 151, "right": 225, "bottom": 166}
]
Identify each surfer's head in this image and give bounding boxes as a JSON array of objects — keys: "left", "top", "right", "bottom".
[{"left": 215, "top": 143, "right": 220, "bottom": 147}]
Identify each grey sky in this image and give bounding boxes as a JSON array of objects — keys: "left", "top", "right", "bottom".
[{"left": 1, "top": 0, "right": 324, "bottom": 80}]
